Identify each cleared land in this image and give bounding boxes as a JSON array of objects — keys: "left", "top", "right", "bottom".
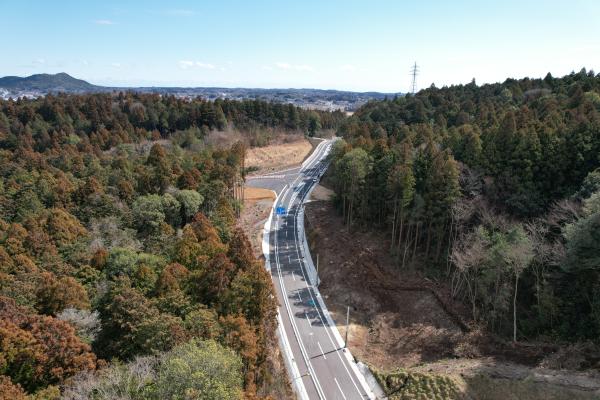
[
  {"left": 304, "top": 199, "right": 600, "bottom": 400},
  {"left": 246, "top": 137, "right": 312, "bottom": 175}
]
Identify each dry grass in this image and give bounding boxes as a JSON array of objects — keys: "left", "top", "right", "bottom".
[
  {"left": 373, "top": 368, "right": 463, "bottom": 400},
  {"left": 246, "top": 138, "right": 312, "bottom": 174}
]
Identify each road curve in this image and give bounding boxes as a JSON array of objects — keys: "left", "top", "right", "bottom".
[{"left": 247, "top": 139, "right": 375, "bottom": 400}]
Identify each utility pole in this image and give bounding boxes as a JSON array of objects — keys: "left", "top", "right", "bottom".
[
  {"left": 410, "top": 62, "right": 419, "bottom": 94},
  {"left": 344, "top": 306, "right": 350, "bottom": 348}
]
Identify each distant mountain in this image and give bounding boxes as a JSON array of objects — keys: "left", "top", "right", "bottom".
[
  {"left": 0, "top": 72, "right": 401, "bottom": 111},
  {"left": 0, "top": 72, "right": 98, "bottom": 92}
]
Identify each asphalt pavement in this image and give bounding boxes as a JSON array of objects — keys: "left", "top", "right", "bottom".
[{"left": 247, "top": 140, "right": 374, "bottom": 400}]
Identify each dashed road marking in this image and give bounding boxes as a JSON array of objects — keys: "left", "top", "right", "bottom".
[
  {"left": 334, "top": 378, "right": 347, "bottom": 399},
  {"left": 318, "top": 341, "right": 326, "bottom": 359}
]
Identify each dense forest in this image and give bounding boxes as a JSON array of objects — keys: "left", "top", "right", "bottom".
[
  {"left": 0, "top": 93, "right": 342, "bottom": 398},
  {"left": 330, "top": 69, "right": 600, "bottom": 343}
]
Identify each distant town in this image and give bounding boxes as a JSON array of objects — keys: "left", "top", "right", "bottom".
[{"left": 0, "top": 73, "right": 401, "bottom": 111}]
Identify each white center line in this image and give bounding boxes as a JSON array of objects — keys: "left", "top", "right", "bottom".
[
  {"left": 318, "top": 341, "right": 327, "bottom": 359},
  {"left": 292, "top": 271, "right": 296, "bottom": 281},
  {"left": 334, "top": 378, "right": 347, "bottom": 400}
]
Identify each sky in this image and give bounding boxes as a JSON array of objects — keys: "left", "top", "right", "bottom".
[{"left": 1, "top": 0, "right": 599, "bottom": 92}]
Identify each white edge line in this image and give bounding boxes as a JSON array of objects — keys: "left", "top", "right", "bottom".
[
  {"left": 301, "top": 139, "right": 327, "bottom": 171},
  {"left": 298, "top": 150, "right": 378, "bottom": 400},
  {"left": 261, "top": 184, "right": 310, "bottom": 400},
  {"left": 292, "top": 158, "right": 365, "bottom": 398},
  {"left": 274, "top": 186, "right": 327, "bottom": 399}
]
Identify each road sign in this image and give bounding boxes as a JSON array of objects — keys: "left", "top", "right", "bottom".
[{"left": 276, "top": 206, "right": 286, "bottom": 215}]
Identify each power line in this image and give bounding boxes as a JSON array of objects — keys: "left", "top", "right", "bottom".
[{"left": 410, "top": 62, "right": 419, "bottom": 94}]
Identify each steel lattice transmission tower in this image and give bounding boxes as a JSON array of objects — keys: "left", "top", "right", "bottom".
[{"left": 410, "top": 62, "right": 419, "bottom": 94}]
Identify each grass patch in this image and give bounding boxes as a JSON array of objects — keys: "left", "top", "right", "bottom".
[{"left": 373, "top": 368, "right": 463, "bottom": 400}]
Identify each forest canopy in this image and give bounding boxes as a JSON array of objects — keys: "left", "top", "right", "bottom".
[
  {"left": 329, "top": 69, "right": 600, "bottom": 343},
  {"left": 0, "top": 93, "right": 341, "bottom": 398}
]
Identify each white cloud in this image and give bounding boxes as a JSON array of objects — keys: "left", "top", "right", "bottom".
[
  {"left": 179, "top": 60, "right": 217, "bottom": 70},
  {"left": 94, "top": 19, "right": 115, "bottom": 25},
  {"left": 340, "top": 64, "right": 357, "bottom": 72},
  {"left": 275, "top": 62, "right": 314, "bottom": 72},
  {"left": 195, "top": 62, "right": 215, "bottom": 69},
  {"left": 33, "top": 58, "right": 46, "bottom": 65},
  {"left": 261, "top": 65, "right": 274, "bottom": 71},
  {"left": 179, "top": 60, "right": 195, "bottom": 69},
  {"left": 111, "top": 62, "right": 122, "bottom": 68}
]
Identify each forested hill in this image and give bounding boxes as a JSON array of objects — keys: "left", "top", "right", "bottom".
[
  {"left": 0, "top": 94, "right": 342, "bottom": 397},
  {"left": 0, "top": 72, "right": 98, "bottom": 92},
  {"left": 341, "top": 69, "right": 600, "bottom": 217},
  {"left": 329, "top": 69, "right": 600, "bottom": 344},
  {"left": 0, "top": 92, "right": 344, "bottom": 148}
]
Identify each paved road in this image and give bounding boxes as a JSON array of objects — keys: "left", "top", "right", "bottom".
[{"left": 247, "top": 140, "right": 374, "bottom": 400}]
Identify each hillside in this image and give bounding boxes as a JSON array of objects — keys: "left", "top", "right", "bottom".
[
  {"left": 329, "top": 68, "right": 600, "bottom": 354},
  {"left": 0, "top": 72, "right": 98, "bottom": 92}
]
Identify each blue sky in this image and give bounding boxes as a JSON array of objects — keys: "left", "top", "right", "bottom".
[{"left": 2, "top": 0, "right": 599, "bottom": 92}]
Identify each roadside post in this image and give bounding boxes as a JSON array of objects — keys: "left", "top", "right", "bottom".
[
  {"left": 316, "top": 253, "right": 319, "bottom": 286},
  {"left": 344, "top": 305, "right": 350, "bottom": 348}
]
